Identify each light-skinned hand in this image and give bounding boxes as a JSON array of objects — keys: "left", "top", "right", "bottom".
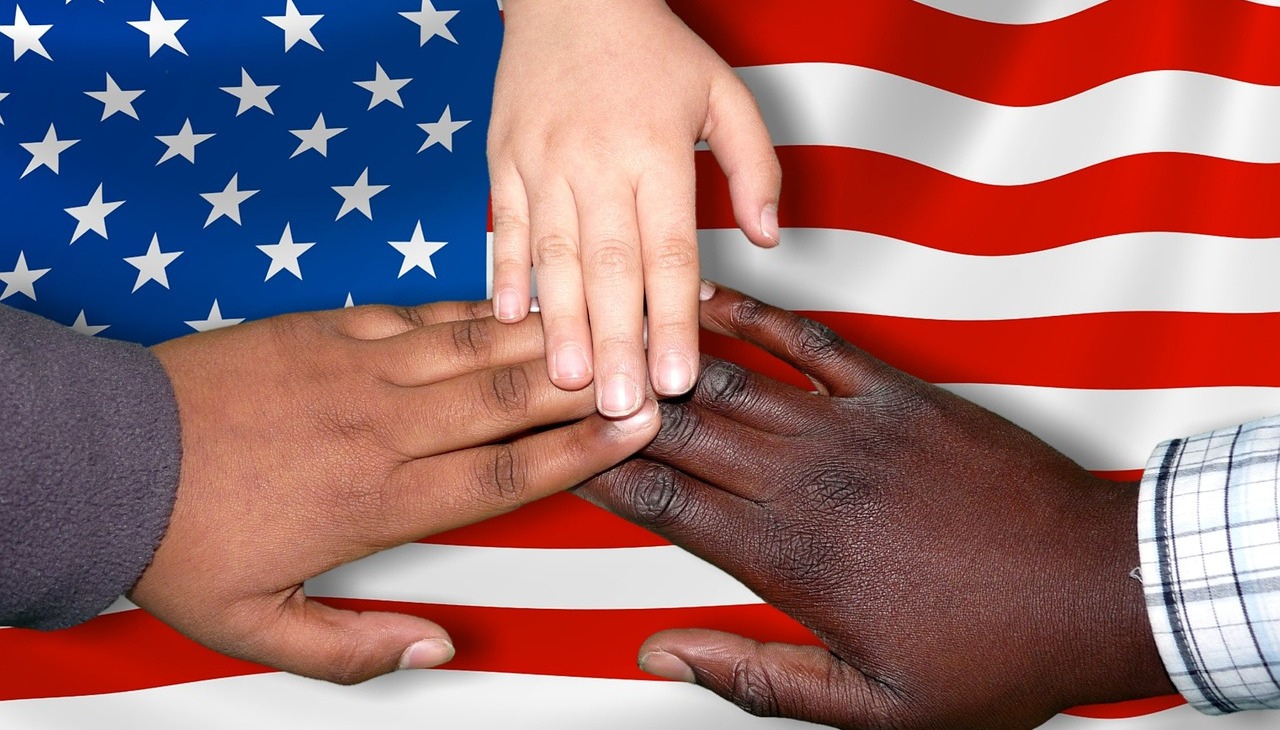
[
  {"left": 580, "top": 286, "right": 1177, "bottom": 729},
  {"left": 489, "top": 0, "right": 781, "bottom": 416},
  {"left": 130, "top": 300, "right": 659, "bottom": 685}
]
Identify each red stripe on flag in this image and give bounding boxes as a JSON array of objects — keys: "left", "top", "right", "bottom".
[
  {"left": 0, "top": 601, "right": 1184, "bottom": 717},
  {"left": 0, "top": 602, "right": 814, "bottom": 700},
  {"left": 1065, "top": 695, "right": 1188, "bottom": 719},
  {"left": 671, "top": 0, "right": 1280, "bottom": 106},
  {"left": 695, "top": 148, "right": 1280, "bottom": 254}
]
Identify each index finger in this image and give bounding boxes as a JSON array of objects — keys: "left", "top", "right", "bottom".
[
  {"left": 336, "top": 299, "right": 494, "bottom": 340},
  {"left": 700, "top": 285, "right": 895, "bottom": 398},
  {"left": 384, "top": 402, "right": 661, "bottom": 541},
  {"left": 577, "top": 459, "right": 766, "bottom": 577}
]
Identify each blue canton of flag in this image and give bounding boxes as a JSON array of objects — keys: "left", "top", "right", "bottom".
[{"left": 0, "top": 0, "right": 497, "bottom": 346}]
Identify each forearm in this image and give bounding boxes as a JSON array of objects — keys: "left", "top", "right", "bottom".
[{"left": 0, "top": 305, "right": 180, "bottom": 630}]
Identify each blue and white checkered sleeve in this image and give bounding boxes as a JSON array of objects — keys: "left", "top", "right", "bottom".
[{"left": 1138, "top": 415, "right": 1280, "bottom": 714}]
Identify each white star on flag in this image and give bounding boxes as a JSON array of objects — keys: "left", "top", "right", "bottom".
[
  {"left": 128, "top": 2, "right": 188, "bottom": 57},
  {"left": 200, "top": 174, "right": 259, "bottom": 227},
  {"left": 400, "top": 0, "right": 459, "bottom": 46},
  {"left": 85, "top": 73, "right": 144, "bottom": 121},
  {"left": 1, "top": 5, "right": 52, "bottom": 61},
  {"left": 185, "top": 300, "right": 244, "bottom": 332},
  {"left": 264, "top": 0, "right": 323, "bottom": 52},
  {"left": 155, "top": 118, "right": 214, "bottom": 165},
  {"left": 418, "top": 105, "right": 470, "bottom": 153},
  {"left": 0, "top": 251, "right": 51, "bottom": 302},
  {"left": 257, "top": 224, "right": 315, "bottom": 281},
  {"left": 0, "top": 91, "right": 7, "bottom": 123},
  {"left": 333, "top": 167, "right": 388, "bottom": 220},
  {"left": 70, "top": 310, "right": 110, "bottom": 337},
  {"left": 65, "top": 183, "right": 125, "bottom": 243},
  {"left": 124, "top": 234, "right": 183, "bottom": 292},
  {"left": 220, "top": 68, "right": 279, "bottom": 116},
  {"left": 20, "top": 124, "right": 79, "bottom": 178},
  {"left": 289, "top": 113, "right": 345, "bottom": 158},
  {"left": 354, "top": 62, "right": 410, "bottom": 110},
  {"left": 388, "top": 221, "right": 447, "bottom": 278}
]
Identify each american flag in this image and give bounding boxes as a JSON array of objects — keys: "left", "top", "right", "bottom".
[{"left": 1, "top": 0, "right": 1277, "bottom": 727}]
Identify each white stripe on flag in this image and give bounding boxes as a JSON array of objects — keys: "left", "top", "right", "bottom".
[
  {"left": 699, "top": 228, "right": 1280, "bottom": 319},
  {"left": 942, "top": 385, "right": 1280, "bottom": 473},
  {"left": 911, "top": 0, "right": 1108, "bottom": 24},
  {"left": 307, "top": 545, "right": 761, "bottom": 609},
  {"left": 738, "top": 65, "right": 1280, "bottom": 184}
]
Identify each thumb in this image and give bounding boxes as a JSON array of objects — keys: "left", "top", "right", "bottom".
[
  {"left": 235, "top": 593, "right": 456, "bottom": 684},
  {"left": 704, "top": 73, "right": 783, "bottom": 248},
  {"left": 638, "top": 629, "right": 890, "bottom": 728}
]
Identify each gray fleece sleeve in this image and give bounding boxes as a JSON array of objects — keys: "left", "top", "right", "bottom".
[{"left": 1, "top": 305, "right": 181, "bottom": 630}]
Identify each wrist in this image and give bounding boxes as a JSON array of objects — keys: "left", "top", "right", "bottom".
[{"left": 1053, "top": 478, "right": 1177, "bottom": 708}]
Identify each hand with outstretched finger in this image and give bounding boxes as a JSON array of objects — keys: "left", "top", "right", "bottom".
[
  {"left": 132, "top": 300, "right": 659, "bottom": 684},
  {"left": 579, "top": 286, "right": 1176, "bottom": 730},
  {"left": 489, "top": 0, "right": 781, "bottom": 416}
]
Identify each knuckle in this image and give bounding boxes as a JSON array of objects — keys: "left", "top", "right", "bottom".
[
  {"left": 627, "top": 463, "right": 689, "bottom": 529},
  {"left": 320, "top": 638, "right": 376, "bottom": 686},
  {"left": 492, "top": 254, "right": 529, "bottom": 274},
  {"left": 646, "top": 318, "right": 692, "bottom": 344},
  {"left": 395, "top": 305, "right": 426, "bottom": 329},
  {"left": 586, "top": 241, "right": 638, "bottom": 278},
  {"left": 760, "top": 155, "right": 784, "bottom": 186},
  {"left": 533, "top": 234, "right": 578, "bottom": 268},
  {"left": 449, "top": 318, "right": 494, "bottom": 368},
  {"left": 792, "top": 319, "right": 845, "bottom": 364},
  {"left": 697, "top": 359, "right": 751, "bottom": 409},
  {"left": 468, "top": 298, "right": 496, "bottom": 320},
  {"left": 594, "top": 332, "right": 643, "bottom": 355},
  {"left": 474, "top": 443, "right": 527, "bottom": 505},
  {"left": 729, "top": 295, "right": 771, "bottom": 331},
  {"left": 731, "top": 654, "right": 782, "bottom": 718},
  {"left": 650, "top": 403, "right": 701, "bottom": 456},
  {"left": 647, "top": 238, "right": 697, "bottom": 272},
  {"left": 484, "top": 365, "right": 532, "bottom": 420},
  {"left": 343, "top": 305, "right": 407, "bottom": 336},
  {"left": 490, "top": 207, "right": 529, "bottom": 235}
]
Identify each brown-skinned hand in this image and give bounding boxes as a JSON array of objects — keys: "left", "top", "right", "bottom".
[
  {"left": 578, "top": 286, "right": 1177, "bottom": 730},
  {"left": 130, "top": 300, "right": 658, "bottom": 686}
]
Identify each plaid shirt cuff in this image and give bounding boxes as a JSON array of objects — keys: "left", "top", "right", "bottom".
[{"left": 1138, "top": 415, "right": 1280, "bottom": 714}]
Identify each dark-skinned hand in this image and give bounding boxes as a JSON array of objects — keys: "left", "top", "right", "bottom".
[{"left": 578, "top": 285, "right": 1177, "bottom": 730}]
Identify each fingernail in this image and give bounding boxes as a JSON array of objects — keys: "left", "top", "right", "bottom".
[
  {"left": 611, "top": 399, "right": 658, "bottom": 434},
  {"left": 639, "top": 651, "right": 695, "bottom": 683},
  {"left": 528, "top": 296, "right": 541, "bottom": 314},
  {"left": 553, "top": 345, "right": 590, "bottom": 382},
  {"left": 399, "top": 639, "right": 455, "bottom": 670},
  {"left": 656, "top": 352, "right": 693, "bottom": 395},
  {"left": 600, "top": 374, "right": 641, "bottom": 416},
  {"left": 495, "top": 289, "right": 522, "bottom": 322},
  {"left": 760, "top": 204, "right": 780, "bottom": 245},
  {"left": 699, "top": 280, "right": 716, "bottom": 301}
]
